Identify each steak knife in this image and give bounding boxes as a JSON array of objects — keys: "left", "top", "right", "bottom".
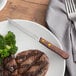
[{"left": 8, "top": 19, "right": 69, "bottom": 59}]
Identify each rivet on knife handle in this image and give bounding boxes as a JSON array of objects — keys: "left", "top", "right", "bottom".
[{"left": 39, "top": 37, "right": 69, "bottom": 59}]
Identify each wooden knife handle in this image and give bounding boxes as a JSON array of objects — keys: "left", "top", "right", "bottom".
[{"left": 39, "top": 37, "right": 69, "bottom": 59}]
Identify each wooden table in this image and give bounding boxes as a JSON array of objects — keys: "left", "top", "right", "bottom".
[{"left": 0, "top": 0, "right": 49, "bottom": 27}]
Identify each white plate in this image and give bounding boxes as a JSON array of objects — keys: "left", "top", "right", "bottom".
[
  {"left": 0, "top": 19, "right": 65, "bottom": 76},
  {"left": 0, "top": 0, "right": 7, "bottom": 11}
]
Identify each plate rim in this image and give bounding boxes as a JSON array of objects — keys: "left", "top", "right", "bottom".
[
  {"left": 0, "top": 0, "right": 7, "bottom": 11},
  {"left": 0, "top": 19, "right": 66, "bottom": 76}
]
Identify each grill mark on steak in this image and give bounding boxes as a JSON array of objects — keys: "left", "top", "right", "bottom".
[
  {"left": 19, "top": 54, "right": 42, "bottom": 73},
  {"left": 35, "top": 62, "right": 48, "bottom": 76},
  {"left": 16, "top": 50, "right": 41, "bottom": 64},
  {"left": 16, "top": 52, "right": 38, "bottom": 60},
  {"left": 21, "top": 51, "right": 49, "bottom": 76},
  {"left": 22, "top": 61, "right": 48, "bottom": 76},
  {"left": 18, "top": 52, "right": 43, "bottom": 74},
  {"left": 20, "top": 61, "right": 46, "bottom": 69},
  {"left": 19, "top": 64, "right": 30, "bottom": 68},
  {"left": 37, "top": 64, "right": 48, "bottom": 76}
]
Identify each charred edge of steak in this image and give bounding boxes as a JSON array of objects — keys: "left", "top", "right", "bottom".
[
  {"left": 3, "top": 70, "right": 11, "bottom": 76},
  {"left": 0, "top": 65, "right": 4, "bottom": 76},
  {"left": 3, "top": 55, "right": 15, "bottom": 64},
  {"left": 3, "top": 69, "right": 20, "bottom": 76},
  {"left": 0, "top": 65, "right": 3, "bottom": 71},
  {"left": 0, "top": 71, "right": 3, "bottom": 76},
  {"left": 3, "top": 55, "right": 18, "bottom": 76}
]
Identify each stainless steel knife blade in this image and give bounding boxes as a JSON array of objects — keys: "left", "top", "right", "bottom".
[
  {"left": 8, "top": 19, "right": 69, "bottom": 59},
  {"left": 8, "top": 19, "right": 39, "bottom": 41}
]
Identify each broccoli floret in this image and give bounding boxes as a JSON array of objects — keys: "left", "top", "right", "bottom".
[
  {"left": 0, "top": 35, "right": 5, "bottom": 49},
  {"left": 4, "top": 31, "right": 18, "bottom": 54},
  {"left": 9, "top": 45, "right": 18, "bottom": 54},
  {"left": 1, "top": 49, "right": 10, "bottom": 58},
  {"left": 0, "top": 31, "right": 18, "bottom": 64},
  {"left": 4, "top": 31, "right": 16, "bottom": 45}
]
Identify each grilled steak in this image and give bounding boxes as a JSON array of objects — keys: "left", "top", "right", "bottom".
[
  {"left": 16, "top": 50, "right": 49, "bottom": 76},
  {"left": 0, "top": 50, "right": 49, "bottom": 76},
  {"left": 3, "top": 55, "right": 18, "bottom": 76},
  {"left": 0, "top": 65, "right": 3, "bottom": 76}
]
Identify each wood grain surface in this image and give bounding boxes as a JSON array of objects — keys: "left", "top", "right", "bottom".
[{"left": 0, "top": 0, "right": 49, "bottom": 27}]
